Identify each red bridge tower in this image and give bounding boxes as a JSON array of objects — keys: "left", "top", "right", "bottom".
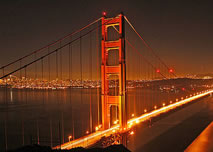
[{"left": 101, "top": 13, "right": 127, "bottom": 130}]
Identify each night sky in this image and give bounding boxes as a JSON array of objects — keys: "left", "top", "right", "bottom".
[{"left": 0, "top": 0, "right": 213, "bottom": 76}]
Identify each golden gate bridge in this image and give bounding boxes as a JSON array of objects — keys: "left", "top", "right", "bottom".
[{"left": 0, "top": 12, "right": 212, "bottom": 150}]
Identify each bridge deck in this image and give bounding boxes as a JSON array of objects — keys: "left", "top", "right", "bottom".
[
  {"left": 185, "top": 122, "right": 213, "bottom": 152},
  {"left": 54, "top": 90, "right": 213, "bottom": 150}
]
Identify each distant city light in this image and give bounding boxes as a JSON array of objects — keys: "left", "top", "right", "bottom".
[{"left": 130, "top": 131, "right": 134, "bottom": 135}]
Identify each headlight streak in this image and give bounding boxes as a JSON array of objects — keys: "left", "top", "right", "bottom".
[{"left": 55, "top": 90, "right": 213, "bottom": 150}]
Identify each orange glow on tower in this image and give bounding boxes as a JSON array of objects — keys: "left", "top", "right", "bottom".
[{"left": 101, "top": 13, "right": 127, "bottom": 130}]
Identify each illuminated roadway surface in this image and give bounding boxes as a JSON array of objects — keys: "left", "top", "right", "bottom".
[
  {"left": 54, "top": 90, "right": 213, "bottom": 150},
  {"left": 185, "top": 122, "right": 213, "bottom": 152}
]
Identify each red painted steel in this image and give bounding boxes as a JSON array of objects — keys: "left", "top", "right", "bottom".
[{"left": 101, "top": 13, "right": 127, "bottom": 130}]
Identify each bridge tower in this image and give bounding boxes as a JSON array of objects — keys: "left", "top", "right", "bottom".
[{"left": 101, "top": 13, "right": 127, "bottom": 130}]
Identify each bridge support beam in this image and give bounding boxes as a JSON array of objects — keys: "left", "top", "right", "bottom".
[{"left": 101, "top": 13, "right": 127, "bottom": 130}]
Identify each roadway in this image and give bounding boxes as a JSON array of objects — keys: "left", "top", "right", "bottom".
[
  {"left": 127, "top": 90, "right": 213, "bottom": 151},
  {"left": 185, "top": 122, "right": 213, "bottom": 152},
  {"left": 54, "top": 90, "right": 213, "bottom": 150}
]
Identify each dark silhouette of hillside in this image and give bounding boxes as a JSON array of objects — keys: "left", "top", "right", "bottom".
[{"left": 8, "top": 144, "right": 131, "bottom": 152}]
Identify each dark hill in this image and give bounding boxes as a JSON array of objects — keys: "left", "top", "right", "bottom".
[{"left": 8, "top": 144, "right": 131, "bottom": 152}]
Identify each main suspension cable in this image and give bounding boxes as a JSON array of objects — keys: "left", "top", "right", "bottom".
[
  {"left": 0, "top": 16, "right": 117, "bottom": 80},
  {"left": 125, "top": 39, "right": 167, "bottom": 79},
  {"left": 124, "top": 16, "right": 177, "bottom": 77},
  {"left": 0, "top": 18, "right": 102, "bottom": 70}
]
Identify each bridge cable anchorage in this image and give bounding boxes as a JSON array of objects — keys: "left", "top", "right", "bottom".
[
  {"left": 0, "top": 18, "right": 102, "bottom": 70},
  {"left": 124, "top": 16, "right": 177, "bottom": 77},
  {"left": 125, "top": 39, "right": 167, "bottom": 79},
  {"left": 0, "top": 17, "right": 117, "bottom": 80}
]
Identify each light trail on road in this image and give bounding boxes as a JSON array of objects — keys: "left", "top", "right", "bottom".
[{"left": 54, "top": 89, "right": 213, "bottom": 150}]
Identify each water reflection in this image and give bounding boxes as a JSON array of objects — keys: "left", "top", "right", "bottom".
[
  {"left": 10, "top": 88, "right": 13, "bottom": 103},
  {"left": 0, "top": 87, "right": 207, "bottom": 150}
]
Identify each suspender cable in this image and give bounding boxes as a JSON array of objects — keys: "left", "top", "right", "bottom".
[
  {"left": 0, "top": 17, "right": 116, "bottom": 80},
  {"left": 126, "top": 39, "right": 167, "bottom": 79},
  {"left": 89, "top": 28, "right": 93, "bottom": 133},
  {"left": 56, "top": 50, "right": 58, "bottom": 79},
  {"left": 2, "top": 68, "right": 4, "bottom": 80},
  {"left": 19, "top": 60, "right": 23, "bottom": 87},
  {"left": 60, "top": 41, "right": 62, "bottom": 85},
  {"left": 25, "top": 67, "right": 27, "bottom": 104},
  {"left": 79, "top": 32, "right": 84, "bottom": 135},
  {"left": 139, "top": 47, "right": 141, "bottom": 113},
  {"left": 4, "top": 69, "right": 8, "bottom": 150},
  {"left": 152, "top": 59, "right": 154, "bottom": 109},
  {"left": 68, "top": 37, "right": 71, "bottom": 81},
  {"left": 41, "top": 58, "right": 45, "bottom": 105},
  {"left": 20, "top": 60, "right": 22, "bottom": 79},
  {"left": 34, "top": 53, "right": 37, "bottom": 79},
  {"left": 0, "top": 18, "right": 102, "bottom": 71},
  {"left": 80, "top": 32, "right": 82, "bottom": 89},
  {"left": 41, "top": 59, "right": 44, "bottom": 81},
  {"left": 48, "top": 47, "right": 50, "bottom": 81},
  {"left": 124, "top": 16, "right": 177, "bottom": 78},
  {"left": 96, "top": 25, "right": 100, "bottom": 126},
  {"left": 68, "top": 35, "right": 74, "bottom": 139}
]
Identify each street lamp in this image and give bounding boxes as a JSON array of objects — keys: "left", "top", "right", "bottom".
[{"left": 68, "top": 135, "right": 72, "bottom": 142}]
